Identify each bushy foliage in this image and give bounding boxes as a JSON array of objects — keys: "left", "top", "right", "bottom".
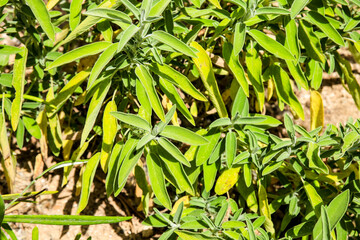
[{"left": 1, "top": 0, "right": 360, "bottom": 239}]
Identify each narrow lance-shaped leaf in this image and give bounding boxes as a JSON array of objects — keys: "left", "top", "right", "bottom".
[
  {"left": 246, "top": 44, "right": 265, "bottom": 111},
  {"left": 271, "top": 64, "right": 304, "bottom": 119},
  {"left": 62, "top": 0, "right": 122, "bottom": 45},
  {"left": 151, "top": 31, "right": 197, "bottom": 58},
  {"left": 120, "top": 0, "right": 140, "bottom": 19},
  {"left": 160, "top": 125, "right": 209, "bottom": 145},
  {"left": 80, "top": 78, "right": 111, "bottom": 146},
  {"left": 77, "top": 152, "right": 101, "bottom": 213},
  {"left": 226, "top": 131, "right": 236, "bottom": 167},
  {"left": 0, "top": 45, "right": 22, "bottom": 55},
  {"left": 11, "top": 47, "right": 27, "bottom": 131},
  {"left": 100, "top": 100, "right": 118, "bottom": 172},
  {"left": 305, "top": 11, "right": 345, "bottom": 46},
  {"left": 223, "top": 42, "right": 249, "bottom": 96},
  {"left": 135, "top": 64, "right": 165, "bottom": 121},
  {"left": 159, "top": 78, "right": 195, "bottom": 125},
  {"left": 303, "top": 180, "right": 322, "bottom": 217},
  {"left": 233, "top": 22, "right": 246, "bottom": 56},
  {"left": 196, "top": 129, "right": 221, "bottom": 166},
  {"left": 23, "top": 116, "right": 41, "bottom": 139},
  {"left": 248, "top": 29, "right": 295, "bottom": 60},
  {"left": 84, "top": 8, "right": 132, "bottom": 24},
  {"left": 290, "top": 0, "right": 310, "bottom": 19},
  {"left": 87, "top": 43, "right": 117, "bottom": 90},
  {"left": 298, "top": 20, "right": 326, "bottom": 63},
  {"left": 46, "top": 42, "right": 112, "bottom": 70},
  {"left": 25, "top": 0, "right": 55, "bottom": 41},
  {"left": 69, "top": 0, "right": 82, "bottom": 31},
  {"left": 3, "top": 214, "right": 131, "bottom": 225},
  {"left": 115, "top": 148, "right": 144, "bottom": 195},
  {"left": 146, "top": 152, "right": 172, "bottom": 210},
  {"left": 157, "top": 137, "right": 191, "bottom": 167},
  {"left": 111, "top": 112, "right": 151, "bottom": 131},
  {"left": 117, "top": 24, "right": 139, "bottom": 53},
  {"left": 190, "top": 41, "right": 228, "bottom": 118},
  {"left": 149, "top": 63, "right": 207, "bottom": 101}
]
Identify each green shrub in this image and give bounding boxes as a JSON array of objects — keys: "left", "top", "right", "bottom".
[{"left": 1, "top": 0, "right": 360, "bottom": 239}]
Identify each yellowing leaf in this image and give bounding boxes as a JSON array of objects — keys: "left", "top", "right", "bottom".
[
  {"left": 100, "top": 100, "right": 118, "bottom": 172},
  {"left": 258, "top": 180, "right": 275, "bottom": 237},
  {"left": 170, "top": 195, "right": 190, "bottom": 215},
  {"left": 190, "top": 41, "right": 228, "bottom": 118},
  {"left": 310, "top": 90, "right": 324, "bottom": 130},
  {"left": 215, "top": 167, "right": 240, "bottom": 195}
]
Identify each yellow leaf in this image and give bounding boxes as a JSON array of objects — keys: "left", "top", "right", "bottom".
[
  {"left": 215, "top": 167, "right": 240, "bottom": 195},
  {"left": 310, "top": 90, "right": 324, "bottom": 130},
  {"left": 62, "top": 127, "right": 74, "bottom": 161},
  {"left": 208, "top": 0, "right": 222, "bottom": 9},
  {"left": 190, "top": 101, "right": 198, "bottom": 117}
]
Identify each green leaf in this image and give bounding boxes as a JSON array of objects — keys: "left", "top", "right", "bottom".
[
  {"left": 284, "top": 16, "right": 300, "bottom": 61},
  {"left": 158, "top": 147, "right": 195, "bottom": 195},
  {"left": 245, "top": 44, "right": 265, "bottom": 111},
  {"left": 11, "top": 47, "right": 27, "bottom": 131},
  {"left": 271, "top": 64, "right": 304, "bottom": 119},
  {"left": 135, "top": 64, "right": 165, "bottom": 121},
  {"left": 0, "top": 45, "right": 22, "bottom": 55},
  {"left": 215, "top": 200, "right": 229, "bottom": 227},
  {"left": 262, "top": 161, "right": 283, "bottom": 176},
  {"left": 226, "top": 131, "right": 237, "bottom": 167},
  {"left": 285, "top": 60, "right": 309, "bottom": 90},
  {"left": 307, "top": 142, "right": 328, "bottom": 174},
  {"left": 319, "top": 205, "right": 331, "bottom": 240},
  {"left": 23, "top": 116, "right": 42, "bottom": 139},
  {"left": 209, "top": 118, "right": 232, "bottom": 128},
  {"left": 69, "top": 0, "right": 82, "bottom": 31},
  {"left": 151, "top": 31, "right": 197, "bottom": 58},
  {"left": 173, "top": 202, "right": 183, "bottom": 224},
  {"left": 106, "top": 141, "right": 123, "bottom": 196},
  {"left": 303, "top": 180, "right": 322, "bottom": 217},
  {"left": 231, "top": 87, "right": 249, "bottom": 117},
  {"left": 222, "top": 220, "right": 246, "bottom": 229},
  {"left": 110, "top": 112, "right": 151, "bottom": 132},
  {"left": 149, "top": 63, "right": 207, "bottom": 101},
  {"left": 233, "top": 22, "right": 246, "bottom": 56},
  {"left": 248, "top": 29, "right": 295, "bottom": 60},
  {"left": 196, "top": 128, "right": 221, "bottom": 166},
  {"left": 117, "top": 24, "right": 139, "bottom": 52},
  {"left": 223, "top": 42, "right": 249, "bottom": 97},
  {"left": 25, "top": 0, "right": 55, "bottom": 41},
  {"left": 115, "top": 147, "right": 143, "bottom": 195},
  {"left": 305, "top": 11, "right": 344, "bottom": 46},
  {"left": 203, "top": 157, "right": 220, "bottom": 192},
  {"left": 158, "top": 137, "right": 191, "bottom": 167},
  {"left": 159, "top": 78, "right": 195, "bottom": 125},
  {"left": 245, "top": 216, "right": 256, "bottom": 240},
  {"left": 120, "top": 0, "right": 140, "bottom": 19},
  {"left": 298, "top": 20, "right": 325, "bottom": 63},
  {"left": 3, "top": 214, "right": 131, "bottom": 225},
  {"left": 87, "top": 43, "right": 117, "bottom": 89},
  {"left": 77, "top": 152, "right": 101, "bottom": 213},
  {"left": 149, "top": 0, "right": 170, "bottom": 17},
  {"left": 0, "top": 194, "right": 4, "bottom": 225},
  {"left": 46, "top": 42, "right": 112, "bottom": 70},
  {"left": 84, "top": 8, "right": 132, "bottom": 24},
  {"left": 255, "top": 7, "right": 290, "bottom": 16},
  {"left": 146, "top": 152, "right": 172, "bottom": 210},
  {"left": 160, "top": 125, "right": 209, "bottom": 145},
  {"left": 285, "top": 221, "right": 315, "bottom": 238},
  {"left": 290, "top": 0, "right": 310, "bottom": 19},
  {"left": 62, "top": 0, "right": 122, "bottom": 44},
  {"left": 80, "top": 78, "right": 111, "bottom": 146},
  {"left": 190, "top": 41, "right": 228, "bottom": 118}
]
